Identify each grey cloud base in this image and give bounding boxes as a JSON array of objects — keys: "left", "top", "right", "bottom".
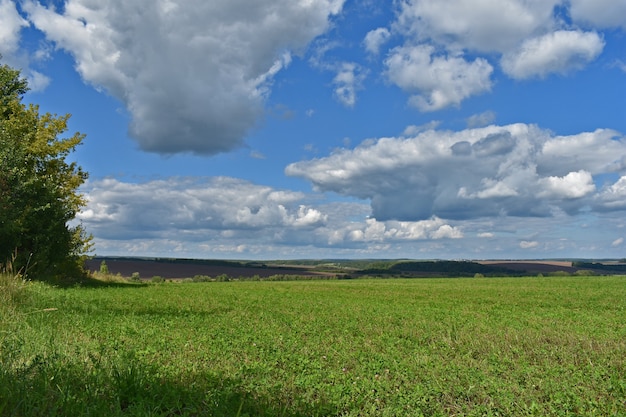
[
  {"left": 286, "top": 123, "right": 626, "bottom": 221},
  {"left": 24, "top": 0, "right": 345, "bottom": 155}
]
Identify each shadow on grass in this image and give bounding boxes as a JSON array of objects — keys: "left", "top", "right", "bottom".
[{"left": 0, "top": 348, "right": 337, "bottom": 417}]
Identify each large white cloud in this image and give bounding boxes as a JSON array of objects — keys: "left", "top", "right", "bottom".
[
  {"left": 78, "top": 177, "right": 323, "bottom": 237},
  {"left": 286, "top": 124, "right": 626, "bottom": 221},
  {"left": 74, "top": 176, "right": 626, "bottom": 259},
  {"left": 24, "top": 0, "right": 345, "bottom": 154},
  {"left": 384, "top": 45, "right": 493, "bottom": 111},
  {"left": 375, "top": 0, "right": 620, "bottom": 110},
  {"left": 395, "top": 0, "right": 559, "bottom": 53},
  {"left": 501, "top": 30, "right": 605, "bottom": 79},
  {"left": 77, "top": 177, "right": 465, "bottom": 257}
]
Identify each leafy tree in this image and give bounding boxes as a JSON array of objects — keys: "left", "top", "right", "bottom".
[{"left": 0, "top": 60, "right": 91, "bottom": 281}]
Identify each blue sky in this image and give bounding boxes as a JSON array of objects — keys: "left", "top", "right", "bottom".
[{"left": 2, "top": 0, "right": 626, "bottom": 260}]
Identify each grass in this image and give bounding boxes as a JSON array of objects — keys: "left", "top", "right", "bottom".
[{"left": 1, "top": 276, "right": 625, "bottom": 416}]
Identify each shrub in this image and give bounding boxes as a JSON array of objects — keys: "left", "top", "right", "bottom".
[
  {"left": 192, "top": 275, "right": 212, "bottom": 282},
  {"left": 99, "top": 260, "right": 110, "bottom": 275},
  {"left": 215, "top": 274, "right": 230, "bottom": 282}
]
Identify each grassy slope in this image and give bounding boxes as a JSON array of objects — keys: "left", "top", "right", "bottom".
[{"left": 1, "top": 277, "right": 625, "bottom": 416}]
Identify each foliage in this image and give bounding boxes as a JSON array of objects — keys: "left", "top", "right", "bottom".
[
  {"left": 360, "top": 260, "right": 518, "bottom": 277},
  {"left": 99, "top": 260, "right": 109, "bottom": 275},
  {"left": 150, "top": 275, "right": 164, "bottom": 283},
  {"left": 0, "top": 60, "right": 91, "bottom": 281},
  {"left": 573, "top": 261, "right": 626, "bottom": 273},
  {"left": 1, "top": 276, "right": 624, "bottom": 416}
]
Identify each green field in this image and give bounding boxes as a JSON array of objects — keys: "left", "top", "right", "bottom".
[{"left": 1, "top": 276, "right": 625, "bottom": 416}]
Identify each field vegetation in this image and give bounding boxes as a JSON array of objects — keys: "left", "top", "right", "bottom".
[{"left": 1, "top": 269, "right": 625, "bottom": 416}]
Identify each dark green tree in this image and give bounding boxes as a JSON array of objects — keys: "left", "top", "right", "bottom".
[{"left": 0, "top": 60, "right": 92, "bottom": 281}]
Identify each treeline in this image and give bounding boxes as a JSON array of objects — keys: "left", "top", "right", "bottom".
[
  {"left": 572, "top": 261, "right": 626, "bottom": 273},
  {"left": 359, "top": 260, "right": 519, "bottom": 277}
]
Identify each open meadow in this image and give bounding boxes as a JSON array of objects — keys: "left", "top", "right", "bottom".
[{"left": 1, "top": 275, "right": 625, "bottom": 416}]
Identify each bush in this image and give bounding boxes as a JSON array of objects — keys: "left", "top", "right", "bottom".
[
  {"left": 99, "top": 260, "right": 109, "bottom": 275},
  {"left": 130, "top": 272, "right": 141, "bottom": 282},
  {"left": 215, "top": 274, "right": 230, "bottom": 282},
  {"left": 151, "top": 275, "right": 164, "bottom": 283},
  {"left": 192, "top": 275, "right": 212, "bottom": 282}
]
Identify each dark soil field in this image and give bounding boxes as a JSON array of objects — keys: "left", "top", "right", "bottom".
[
  {"left": 85, "top": 257, "right": 626, "bottom": 280},
  {"left": 85, "top": 258, "right": 328, "bottom": 279}
]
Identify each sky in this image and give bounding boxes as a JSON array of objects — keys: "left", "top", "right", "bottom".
[{"left": 2, "top": 0, "right": 626, "bottom": 260}]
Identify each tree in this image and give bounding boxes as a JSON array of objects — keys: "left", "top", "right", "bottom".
[{"left": 0, "top": 59, "right": 92, "bottom": 281}]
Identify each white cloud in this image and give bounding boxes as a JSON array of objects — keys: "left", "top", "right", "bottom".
[
  {"left": 596, "top": 176, "right": 626, "bottom": 210},
  {"left": 24, "top": 0, "right": 345, "bottom": 155},
  {"left": 466, "top": 111, "right": 496, "bottom": 128},
  {"left": 378, "top": 1, "right": 615, "bottom": 110},
  {"left": 395, "top": 0, "right": 559, "bottom": 53},
  {"left": 538, "top": 170, "right": 596, "bottom": 199},
  {"left": 0, "top": 0, "right": 51, "bottom": 91},
  {"left": 501, "top": 30, "right": 605, "bottom": 79},
  {"left": 364, "top": 27, "right": 390, "bottom": 55},
  {"left": 384, "top": 44, "right": 493, "bottom": 111},
  {"left": 78, "top": 177, "right": 469, "bottom": 257},
  {"left": 327, "top": 217, "right": 462, "bottom": 244},
  {"left": 520, "top": 240, "right": 539, "bottom": 249},
  {"left": 286, "top": 123, "right": 626, "bottom": 221},
  {"left": 78, "top": 177, "right": 311, "bottom": 237},
  {"left": 612, "top": 237, "right": 624, "bottom": 247},
  {"left": 570, "top": 0, "right": 626, "bottom": 29},
  {"left": 332, "top": 62, "right": 366, "bottom": 107},
  {"left": 0, "top": 0, "right": 28, "bottom": 57},
  {"left": 539, "top": 129, "right": 625, "bottom": 175}
]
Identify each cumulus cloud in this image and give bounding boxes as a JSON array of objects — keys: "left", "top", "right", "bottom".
[
  {"left": 538, "top": 170, "right": 595, "bottom": 199},
  {"left": 384, "top": 45, "right": 493, "bottom": 111},
  {"left": 77, "top": 177, "right": 468, "bottom": 257},
  {"left": 377, "top": 0, "right": 619, "bottom": 109},
  {"left": 24, "top": 0, "right": 345, "bottom": 154},
  {"left": 519, "top": 240, "right": 539, "bottom": 249},
  {"left": 0, "top": 0, "right": 51, "bottom": 91},
  {"left": 332, "top": 62, "right": 366, "bottom": 107},
  {"left": 286, "top": 123, "right": 626, "bottom": 221},
  {"left": 466, "top": 111, "right": 496, "bottom": 128},
  {"left": 394, "top": 0, "right": 559, "bottom": 53},
  {"left": 569, "top": 0, "right": 626, "bottom": 29},
  {"left": 325, "top": 216, "right": 462, "bottom": 245},
  {"left": 501, "top": 30, "right": 605, "bottom": 79},
  {"left": 78, "top": 177, "right": 329, "bottom": 239},
  {"left": 364, "top": 27, "right": 390, "bottom": 55},
  {"left": 595, "top": 176, "right": 626, "bottom": 211},
  {"left": 0, "top": 0, "right": 28, "bottom": 57}
]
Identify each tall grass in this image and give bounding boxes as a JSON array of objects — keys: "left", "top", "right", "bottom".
[{"left": 0, "top": 254, "right": 31, "bottom": 313}]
